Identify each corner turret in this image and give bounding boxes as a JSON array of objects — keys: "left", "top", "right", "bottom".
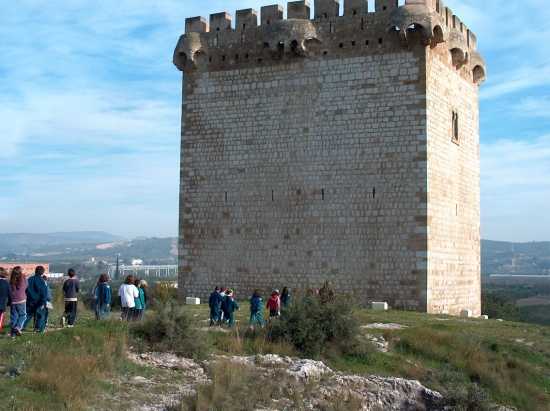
[{"left": 174, "top": 0, "right": 485, "bottom": 85}]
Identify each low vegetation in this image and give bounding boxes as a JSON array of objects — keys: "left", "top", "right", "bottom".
[{"left": 1, "top": 295, "right": 550, "bottom": 411}]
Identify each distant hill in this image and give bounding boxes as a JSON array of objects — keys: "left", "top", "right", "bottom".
[
  {"left": 0, "top": 232, "right": 125, "bottom": 255},
  {"left": 481, "top": 239, "right": 550, "bottom": 277}
]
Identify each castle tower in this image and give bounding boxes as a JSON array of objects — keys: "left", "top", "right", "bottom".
[{"left": 173, "top": 0, "right": 486, "bottom": 315}]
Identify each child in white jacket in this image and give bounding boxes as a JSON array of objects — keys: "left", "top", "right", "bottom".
[{"left": 118, "top": 275, "right": 139, "bottom": 321}]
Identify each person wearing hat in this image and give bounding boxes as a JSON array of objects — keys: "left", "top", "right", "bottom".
[
  {"left": 209, "top": 286, "right": 223, "bottom": 326},
  {"left": 139, "top": 280, "right": 149, "bottom": 320}
]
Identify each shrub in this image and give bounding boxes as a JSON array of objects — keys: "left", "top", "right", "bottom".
[
  {"left": 150, "top": 281, "right": 178, "bottom": 307},
  {"left": 132, "top": 306, "right": 207, "bottom": 358},
  {"left": 481, "top": 291, "right": 520, "bottom": 321},
  {"left": 266, "top": 287, "right": 360, "bottom": 357},
  {"left": 178, "top": 358, "right": 301, "bottom": 411}
]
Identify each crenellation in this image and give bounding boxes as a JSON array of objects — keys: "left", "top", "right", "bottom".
[
  {"left": 344, "top": 0, "right": 368, "bottom": 15},
  {"left": 185, "top": 16, "right": 208, "bottom": 33},
  {"left": 375, "top": 0, "right": 398, "bottom": 12},
  {"left": 175, "top": 1, "right": 485, "bottom": 315},
  {"left": 261, "top": 4, "right": 285, "bottom": 25},
  {"left": 236, "top": 8, "right": 259, "bottom": 31},
  {"left": 314, "top": 0, "right": 341, "bottom": 19},
  {"left": 287, "top": 0, "right": 311, "bottom": 19},
  {"left": 210, "top": 12, "right": 232, "bottom": 31}
]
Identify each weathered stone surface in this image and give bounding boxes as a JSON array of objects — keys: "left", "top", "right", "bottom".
[{"left": 174, "top": 0, "right": 485, "bottom": 316}]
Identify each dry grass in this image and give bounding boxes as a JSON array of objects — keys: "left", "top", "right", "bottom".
[
  {"left": 179, "top": 358, "right": 302, "bottom": 411},
  {"left": 212, "top": 327, "right": 295, "bottom": 357}
]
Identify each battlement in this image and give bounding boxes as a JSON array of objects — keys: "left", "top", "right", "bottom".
[{"left": 174, "top": 0, "right": 485, "bottom": 85}]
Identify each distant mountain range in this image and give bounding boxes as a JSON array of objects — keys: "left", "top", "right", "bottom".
[
  {"left": 0, "top": 232, "right": 125, "bottom": 254},
  {"left": 1, "top": 234, "right": 548, "bottom": 276}
]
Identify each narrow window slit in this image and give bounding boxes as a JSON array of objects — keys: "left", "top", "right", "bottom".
[
  {"left": 322, "top": 189, "right": 325, "bottom": 200},
  {"left": 373, "top": 188, "right": 376, "bottom": 198}
]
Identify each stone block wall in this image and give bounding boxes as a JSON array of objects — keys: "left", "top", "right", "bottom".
[{"left": 174, "top": 0, "right": 486, "bottom": 314}]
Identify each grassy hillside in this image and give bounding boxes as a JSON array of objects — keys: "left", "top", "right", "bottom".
[{"left": 1, "top": 303, "right": 549, "bottom": 410}]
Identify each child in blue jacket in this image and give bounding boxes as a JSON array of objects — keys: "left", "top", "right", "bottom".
[
  {"left": 249, "top": 289, "right": 264, "bottom": 327},
  {"left": 222, "top": 289, "right": 240, "bottom": 329}
]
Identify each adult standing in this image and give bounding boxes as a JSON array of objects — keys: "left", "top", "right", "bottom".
[
  {"left": 22, "top": 266, "right": 48, "bottom": 333},
  {"left": 139, "top": 280, "right": 149, "bottom": 321},
  {"left": 95, "top": 274, "right": 112, "bottom": 320},
  {"left": 209, "top": 286, "right": 223, "bottom": 326},
  {"left": 0, "top": 267, "right": 14, "bottom": 333},
  {"left": 118, "top": 275, "right": 139, "bottom": 321},
  {"left": 61, "top": 268, "right": 82, "bottom": 327},
  {"left": 133, "top": 279, "right": 146, "bottom": 321},
  {"left": 9, "top": 266, "right": 28, "bottom": 338}
]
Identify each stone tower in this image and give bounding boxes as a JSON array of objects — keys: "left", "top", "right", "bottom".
[{"left": 173, "top": 0, "right": 486, "bottom": 315}]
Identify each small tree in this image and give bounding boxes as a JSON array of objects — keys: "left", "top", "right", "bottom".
[{"left": 481, "top": 291, "right": 520, "bottom": 321}]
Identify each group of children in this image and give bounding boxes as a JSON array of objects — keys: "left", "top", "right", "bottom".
[
  {"left": 209, "top": 286, "right": 291, "bottom": 329},
  {"left": 0, "top": 266, "right": 151, "bottom": 338},
  {"left": 117, "top": 274, "right": 148, "bottom": 322},
  {"left": 0, "top": 265, "right": 81, "bottom": 338}
]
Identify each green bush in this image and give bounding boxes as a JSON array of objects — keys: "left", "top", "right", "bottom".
[
  {"left": 266, "top": 289, "right": 360, "bottom": 357},
  {"left": 481, "top": 291, "right": 520, "bottom": 321},
  {"left": 150, "top": 281, "right": 178, "bottom": 308},
  {"left": 441, "top": 381, "right": 495, "bottom": 411},
  {"left": 132, "top": 306, "right": 207, "bottom": 358}
]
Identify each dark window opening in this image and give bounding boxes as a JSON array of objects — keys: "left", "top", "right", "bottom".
[
  {"left": 373, "top": 188, "right": 376, "bottom": 198},
  {"left": 267, "top": 20, "right": 270, "bottom": 25},
  {"left": 323, "top": 13, "right": 328, "bottom": 18},
  {"left": 245, "top": 53, "right": 249, "bottom": 58},
  {"left": 225, "top": 192, "right": 228, "bottom": 202},
  {"left": 366, "top": 40, "right": 370, "bottom": 45},
  {"left": 351, "top": 41, "right": 356, "bottom": 46},
  {"left": 322, "top": 189, "right": 325, "bottom": 200},
  {"left": 209, "top": 57, "right": 212, "bottom": 62},
  {"left": 361, "top": 17, "right": 364, "bottom": 29},
  {"left": 242, "top": 23, "right": 246, "bottom": 29},
  {"left": 257, "top": 58, "right": 262, "bottom": 62},
  {"left": 383, "top": 6, "right": 387, "bottom": 10},
  {"left": 339, "top": 43, "right": 343, "bottom": 48},
  {"left": 378, "top": 38, "right": 383, "bottom": 44},
  {"left": 452, "top": 111, "right": 459, "bottom": 141},
  {"left": 278, "top": 42, "right": 284, "bottom": 52},
  {"left": 222, "top": 55, "right": 226, "bottom": 61},
  {"left": 235, "top": 54, "right": 238, "bottom": 59},
  {"left": 272, "top": 190, "right": 274, "bottom": 201},
  {"left": 216, "top": 27, "right": 220, "bottom": 31},
  {"left": 352, "top": 10, "right": 357, "bottom": 15},
  {"left": 323, "top": 50, "right": 328, "bottom": 55}
]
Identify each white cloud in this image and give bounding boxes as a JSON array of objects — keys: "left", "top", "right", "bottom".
[{"left": 1, "top": 0, "right": 549, "bottom": 241}]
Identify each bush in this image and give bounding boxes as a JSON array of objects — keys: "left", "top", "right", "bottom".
[
  {"left": 132, "top": 306, "right": 207, "bottom": 358},
  {"left": 150, "top": 281, "right": 178, "bottom": 307},
  {"left": 441, "top": 381, "right": 495, "bottom": 411},
  {"left": 481, "top": 291, "right": 520, "bottom": 321},
  {"left": 266, "top": 288, "right": 360, "bottom": 357}
]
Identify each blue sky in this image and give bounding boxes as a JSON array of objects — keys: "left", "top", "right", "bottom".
[{"left": 0, "top": 0, "right": 548, "bottom": 241}]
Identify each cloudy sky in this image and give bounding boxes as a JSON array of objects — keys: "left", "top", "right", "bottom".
[{"left": 0, "top": 0, "right": 548, "bottom": 241}]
